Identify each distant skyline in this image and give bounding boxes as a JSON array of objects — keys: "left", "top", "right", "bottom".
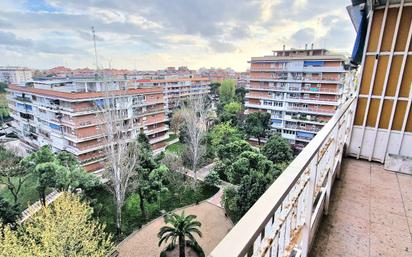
[{"left": 0, "top": 0, "right": 356, "bottom": 71}]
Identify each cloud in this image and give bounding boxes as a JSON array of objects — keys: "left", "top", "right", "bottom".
[
  {"left": 209, "top": 40, "right": 237, "bottom": 53},
  {"left": 0, "top": 0, "right": 356, "bottom": 70},
  {"left": 0, "top": 31, "right": 88, "bottom": 55},
  {"left": 0, "top": 31, "right": 32, "bottom": 46},
  {"left": 319, "top": 18, "right": 356, "bottom": 50},
  {"left": 290, "top": 28, "right": 315, "bottom": 47}
]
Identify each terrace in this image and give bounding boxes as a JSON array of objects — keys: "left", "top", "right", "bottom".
[{"left": 209, "top": 97, "right": 412, "bottom": 257}]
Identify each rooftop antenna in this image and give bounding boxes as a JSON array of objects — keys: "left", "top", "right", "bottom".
[{"left": 91, "top": 26, "right": 99, "bottom": 78}]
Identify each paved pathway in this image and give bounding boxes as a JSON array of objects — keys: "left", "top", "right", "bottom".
[{"left": 117, "top": 201, "right": 233, "bottom": 257}]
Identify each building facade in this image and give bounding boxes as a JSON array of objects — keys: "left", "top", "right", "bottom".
[
  {"left": 0, "top": 67, "right": 32, "bottom": 84},
  {"left": 245, "top": 49, "right": 349, "bottom": 150},
  {"left": 135, "top": 77, "right": 210, "bottom": 112},
  {"left": 7, "top": 79, "right": 169, "bottom": 173}
]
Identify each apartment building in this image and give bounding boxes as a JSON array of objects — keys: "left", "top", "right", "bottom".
[
  {"left": 7, "top": 79, "right": 169, "bottom": 173},
  {"left": 245, "top": 49, "right": 349, "bottom": 149},
  {"left": 134, "top": 77, "right": 210, "bottom": 112},
  {"left": 0, "top": 66, "right": 32, "bottom": 84}
]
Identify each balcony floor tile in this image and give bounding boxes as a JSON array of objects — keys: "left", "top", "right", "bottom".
[{"left": 310, "top": 158, "right": 412, "bottom": 257}]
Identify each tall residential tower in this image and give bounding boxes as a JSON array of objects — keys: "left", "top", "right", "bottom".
[{"left": 245, "top": 48, "right": 348, "bottom": 149}]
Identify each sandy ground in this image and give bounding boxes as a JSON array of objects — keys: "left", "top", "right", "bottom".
[{"left": 117, "top": 201, "right": 233, "bottom": 257}]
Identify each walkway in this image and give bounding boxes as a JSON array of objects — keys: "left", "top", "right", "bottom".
[
  {"left": 182, "top": 162, "right": 216, "bottom": 182},
  {"left": 117, "top": 201, "right": 233, "bottom": 257},
  {"left": 310, "top": 158, "right": 412, "bottom": 257}
]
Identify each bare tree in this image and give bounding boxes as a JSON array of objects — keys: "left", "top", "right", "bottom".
[
  {"left": 181, "top": 97, "right": 210, "bottom": 182},
  {"left": 98, "top": 83, "right": 140, "bottom": 235}
]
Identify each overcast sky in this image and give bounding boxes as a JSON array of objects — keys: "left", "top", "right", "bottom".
[{"left": 0, "top": 0, "right": 356, "bottom": 71}]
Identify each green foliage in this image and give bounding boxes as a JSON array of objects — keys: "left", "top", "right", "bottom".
[
  {"left": 236, "top": 171, "right": 272, "bottom": 216},
  {"left": 223, "top": 102, "right": 242, "bottom": 114},
  {"left": 244, "top": 112, "right": 271, "bottom": 145},
  {"left": 0, "top": 195, "right": 19, "bottom": 225},
  {"left": 0, "top": 193, "right": 114, "bottom": 257},
  {"left": 0, "top": 82, "right": 7, "bottom": 93},
  {"left": 221, "top": 185, "right": 239, "bottom": 221},
  {"left": 227, "top": 151, "right": 275, "bottom": 185},
  {"left": 158, "top": 211, "right": 203, "bottom": 257},
  {"left": 208, "top": 122, "right": 242, "bottom": 149},
  {"left": 262, "top": 134, "right": 293, "bottom": 165},
  {"left": 85, "top": 181, "right": 218, "bottom": 240},
  {"left": 235, "top": 87, "right": 247, "bottom": 103},
  {"left": 209, "top": 82, "right": 220, "bottom": 96},
  {"left": 222, "top": 151, "right": 283, "bottom": 220},
  {"left": 22, "top": 146, "right": 99, "bottom": 205},
  {"left": 203, "top": 170, "right": 221, "bottom": 187},
  {"left": 0, "top": 146, "right": 27, "bottom": 204},
  {"left": 219, "top": 79, "right": 236, "bottom": 104},
  {"left": 219, "top": 102, "right": 243, "bottom": 125},
  {"left": 132, "top": 134, "right": 164, "bottom": 219},
  {"left": 216, "top": 139, "right": 253, "bottom": 163}
]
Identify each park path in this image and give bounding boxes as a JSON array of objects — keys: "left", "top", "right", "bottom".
[{"left": 179, "top": 162, "right": 235, "bottom": 208}]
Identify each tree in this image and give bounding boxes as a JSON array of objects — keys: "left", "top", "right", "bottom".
[
  {"left": 54, "top": 151, "right": 100, "bottom": 192},
  {"left": 20, "top": 146, "right": 58, "bottom": 206},
  {"left": 181, "top": 97, "right": 210, "bottom": 182},
  {"left": 216, "top": 139, "right": 253, "bottom": 163},
  {"left": 0, "top": 146, "right": 28, "bottom": 204},
  {"left": 223, "top": 102, "right": 242, "bottom": 114},
  {"left": 219, "top": 102, "right": 243, "bottom": 125},
  {"left": 221, "top": 185, "right": 239, "bottom": 221},
  {"left": 209, "top": 82, "right": 220, "bottom": 97},
  {"left": 98, "top": 89, "right": 141, "bottom": 235},
  {"left": 131, "top": 132, "right": 158, "bottom": 219},
  {"left": 244, "top": 112, "right": 271, "bottom": 145},
  {"left": 227, "top": 151, "right": 276, "bottom": 185},
  {"left": 222, "top": 151, "right": 284, "bottom": 219},
  {"left": 170, "top": 109, "right": 185, "bottom": 135},
  {"left": 236, "top": 171, "right": 272, "bottom": 216},
  {"left": 219, "top": 79, "right": 236, "bottom": 104},
  {"left": 21, "top": 147, "right": 99, "bottom": 206},
  {"left": 204, "top": 171, "right": 221, "bottom": 187},
  {"left": 208, "top": 122, "right": 242, "bottom": 150},
  {"left": 0, "top": 195, "right": 19, "bottom": 225},
  {"left": 158, "top": 212, "right": 203, "bottom": 257},
  {"left": 131, "top": 133, "right": 170, "bottom": 219},
  {"left": 262, "top": 134, "right": 293, "bottom": 164},
  {"left": 235, "top": 87, "right": 247, "bottom": 104},
  {"left": 0, "top": 193, "right": 114, "bottom": 257}
]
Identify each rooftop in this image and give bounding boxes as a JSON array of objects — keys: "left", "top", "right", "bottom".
[{"left": 8, "top": 84, "right": 163, "bottom": 101}]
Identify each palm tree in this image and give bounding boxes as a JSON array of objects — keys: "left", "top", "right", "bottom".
[{"left": 158, "top": 211, "right": 203, "bottom": 257}]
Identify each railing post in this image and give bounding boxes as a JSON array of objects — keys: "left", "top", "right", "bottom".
[
  {"left": 325, "top": 125, "right": 339, "bottom": 215},
  {"left": 301, "top": 152, "right": 318, "bottom": 257}
]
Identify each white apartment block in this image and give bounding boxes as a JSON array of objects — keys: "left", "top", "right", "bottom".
[
  {"left": 0, "top": 66, "right": 33, "bottom": 84},
  {"left": 246, "top": 48, "right": 349, "bottom": 150}
]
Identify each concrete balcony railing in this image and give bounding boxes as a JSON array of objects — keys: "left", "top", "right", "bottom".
[
  {"left": 249, "top": 66, "right": 345, "bottom": 73},
  {"left": 288, "top": 106, "right": 335, "bottom": 116},
  {"left": 209, "top": 97, "right": 356, "bottom": 257}
]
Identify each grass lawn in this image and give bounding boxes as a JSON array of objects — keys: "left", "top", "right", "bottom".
[
  {"left": 85, "top": 181, "right": 219, "bottom": 241},
  {"left": 166, "top": 133, "right": 178, "bottom": 141},
  {"left": 165, "top": 142, "right": 185, "bottom": 155},
  {"left": 0, "top": 174, "right": 52, "bottom": 211}
]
